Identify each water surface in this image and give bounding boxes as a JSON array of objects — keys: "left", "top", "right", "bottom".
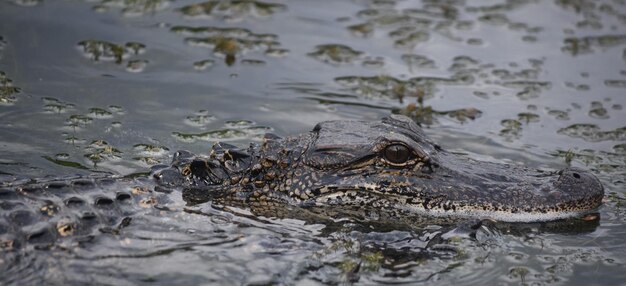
[{"left": 0, "top": 0, "right": 625, "bottom": 285}]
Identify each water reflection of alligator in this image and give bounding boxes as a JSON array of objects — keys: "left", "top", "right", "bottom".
[{"left": 0, "top": 115, "right": 603, "bottom": 248}]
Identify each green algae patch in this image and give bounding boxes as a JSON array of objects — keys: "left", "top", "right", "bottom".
[
  {"left": 500, "top": 119, "right": 523, "bottom": 141},
  {"left": 347, "top": 23, "right": 374, "bottom": 37},
  {"left": 193, "top": 59, "right": 216, "bottom": 71},
  {"left": 173, "top": 129, "right": 247, "bottom": 142},
  {"left": 0, "top": 72, "right": 21, "bottom": 106},
  {"left": 240, "top": 59, "right": 266, "bottom": 66},
  {"left": 133, "top": 144, "right": 169, "bottom": 155},
  {"left": 393, "top": 30, "right": 430, "bottom": 49},
  {"left": 335, "top": 73, "right": 471, "bottom": 102},
  {"left": 562, "top": 34, "right": 626, "bottom": 56},
  {"left": 78, "top": 40, "right": 127, "bottom": 64},
  {"left": 77, "top": 40, "right": 149, "bottom": 71},
  {"left": 42, "top": 97, "right": 75, "bottom": 114},
  {"left": 308, "top": 44, "right": 363, "bottom": 65},
  {"left": 552, "top": 146, "right": 626, "bottom": 184},
  {"left": 517, "top": 112, "right": 540, "bottom": 123},
  {"left": 132, "top": 144, "right": 170, "bottom": 165},
  {"left": 558, "top": 124, "right": 626, "bottom": 142},
  {"left": 126, "top": 59, "right": 149, "bottom": 73},
  {"left": 179, "top": 0, "right": 287, "bottom": 20},
  {"left": 87, "top": 107, "right": 114, "bottom": 119},
  {"left": 604, "top": 79, "right": 626, "bottom": 88},
  {"left": 172, "top": 25, "right": 285, "bottom": 66},
  {"left": 133, "top": 156, "right": 162, "bottom": 165},
  {"left": 0, "top": 39, "right": 20, "bottom": 105},
  {"left": 172, "top": 120, "right": 271, "bottom": 143},
  {"left": 402, "top": 54, "right": 436, "bottom": 70},
  {"left": 396, "top": 102, "right": 482, "bottom": 126},
  {"left": 64, "top": 115, "right": 94, "bottom": 133},
  {"left": 508, "top": 266, "right": 530, "bottom": 284},
  {"left": 90, "top": 0, "right": 171, "bottom": 16},
  {"left": 43, "top": 156, "right": 90, "bottom": 170},
  {"left": 84, "top": 140, "right": 123, "bottom": 165},
  {"left": 185, "top": 110, "right": 217, "bottom": 127}
]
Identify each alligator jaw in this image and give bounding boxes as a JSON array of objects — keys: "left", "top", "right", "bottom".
[
  {"left": 155, "top": 114, "right": 604, "bottom": 223},
  {"left": 307, "top": 184, "right": 603, "bottom": 223}
]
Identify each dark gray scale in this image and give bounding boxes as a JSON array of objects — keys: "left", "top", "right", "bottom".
[
  {"left": 224, "top": 150, "right": 252, "bottom": 172},
  {"left": 0, "top": 115, "right": 607, "bottom": 251},
  {"left": 189, "top": 159, "right": 228, "bottom": 185}
]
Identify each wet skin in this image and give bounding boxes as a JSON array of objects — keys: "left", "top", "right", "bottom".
[
  {"left": 0, "top": 115, "right": 604, "bottom": 248},
  {"left": 162, "top": 114, "right": 604, "bottom": 222}
]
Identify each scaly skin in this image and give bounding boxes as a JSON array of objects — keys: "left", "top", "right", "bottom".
[
  {"left": 170, "top": 115, "right": 603, "bottom": 222},
  {"left": 0, "top": 115, "right": 604, "bottom": 249}
]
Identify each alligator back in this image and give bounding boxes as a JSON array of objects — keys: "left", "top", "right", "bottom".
[{"left": 0, "top": 176, "right": 175, "bottom": 250}]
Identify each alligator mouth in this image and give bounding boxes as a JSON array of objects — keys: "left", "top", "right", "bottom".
[{"left": 309, "top": 185, "right": 603, "bottom": 223}]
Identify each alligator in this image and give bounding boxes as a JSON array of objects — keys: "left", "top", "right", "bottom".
[{"left": 0, "top": 115, "right": 604, "bottom": 249}]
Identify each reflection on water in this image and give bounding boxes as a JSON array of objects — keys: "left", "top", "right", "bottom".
[{"left": 0, "top": 0, "right": 625, "bottom": 285}]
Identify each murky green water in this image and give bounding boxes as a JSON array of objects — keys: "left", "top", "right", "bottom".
[{"left": 0, "top": 0, "right": 625, "bottom": 285}]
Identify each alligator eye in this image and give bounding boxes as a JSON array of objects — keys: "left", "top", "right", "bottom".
[{"left": 384, "top": 144, "right": 411, "bottom": 164}]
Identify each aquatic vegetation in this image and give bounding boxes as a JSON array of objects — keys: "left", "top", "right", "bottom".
[
  {"left": 588, "top": 101, "right": 609, "bottom": 119},
  {"left": 43, "top": 155, "right": 90, "bottom": 170},
  {"left": 393, "top": 30, "right": 430, "bottom": 49},
  {"left": 171, "top": 25, "right": 285, "bottom": 66},
  {"left": 517, "top": 112, "right": 540, "bottom": 123},
  {"left": 402, "top": 54, "right": 436, "bottom": 70},
  {"left": 172, "top": 119, "right": 271, "bottom": 142},
  {"left": 87, "top": 107, "right": 114, "bottom": 119},
  {"left": 347, "top": 22, "right": 374, "bottom": 37},
  {"left": 132, "top": 144, "right": 169, "bottom": 165},
  {"left": 335, "top": 72, "right": 474, "bottom": 102},
  {"left": 65, "top": 114, "right": 94, "bottom": 129},
  {"left": 0, "top": 38, "right": 19, "bottom": 105},
  {"left": 78, "top": 40, "right": 127, "bottom": 64},
  {"left": 239, "top": 59, "right": 266, "bottom": 66},
  {"left": 558, "top": 124, "right": 626, "bottom": 142},
  {"left": 548, "top": 109, "right": 570, "bottom": 121},
  {"left": 184, "top": 110, "right": 216, "bottom": 127},
  {"left": 42, "top": 97, "right": 75, "bottom": 114},
  {"left": 77, "top": 40, "right": 148, "bottom": 71},
  {"left": 1, "top": 0, "right": 626, "bottom": 284},
  {"left": 308, "top": 44, "right": 363, "bottom": 65},
  {"left": 84, "top": 140, "right": 123, "bottom": 165},
  {"left": 500, "top": 119, "right": 523, "bottom": 140},
  {"left": 605, "top": 79, "right": 626, "bottom": 88},
  {"left": 193, "top": 59, "right": 216, "bottom": 70},
  {"left": 361, "top": 56, "right": 385, "bottom": 68},
  {"left": 126, "top": 59, "right": 148, "bottom": 72},
  {"left": 562, "top": 34, "right": 626, "bottom": 55},
  {"left": 0, "top": 71, "right": 20, "bottom": 105},
  {"left": 133, "top": 143, "right": 169, "bottom": 155},
  {"left": 179, "top": 0, "right": 287, "bottom": 21},
  {"left": 396, "top": 101, "right": 482, "bottom": 125},
  {"left": 345, "top": 0, "right": 542, "bottom": 51},
  {"left": 90, "top": 0, "right": 171, "bottom": 16}
]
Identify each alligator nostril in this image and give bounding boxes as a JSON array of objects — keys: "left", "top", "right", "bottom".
[{"left": 572, "top": 173, "right": 580, "bottom": 179}]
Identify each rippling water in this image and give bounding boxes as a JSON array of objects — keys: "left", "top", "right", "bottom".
[{"left": 1, "top": 0, "right": 625, "bottom": 285}]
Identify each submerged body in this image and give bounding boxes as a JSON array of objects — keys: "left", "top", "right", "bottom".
[{"left": 0, "top": 115, "right": 604, "bottom": 248}]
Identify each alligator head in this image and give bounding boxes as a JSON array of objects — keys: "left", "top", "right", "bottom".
[{"left": 156, "top": 115, "right": 604, "bottom": 222}]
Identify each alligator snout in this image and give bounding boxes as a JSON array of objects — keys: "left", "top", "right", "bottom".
[
  {"left": 545, "top": 167, "right": 604, "bottom": 215},
  {"left": 557, "top": 167, "right": 604, "bottom": 194}
]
